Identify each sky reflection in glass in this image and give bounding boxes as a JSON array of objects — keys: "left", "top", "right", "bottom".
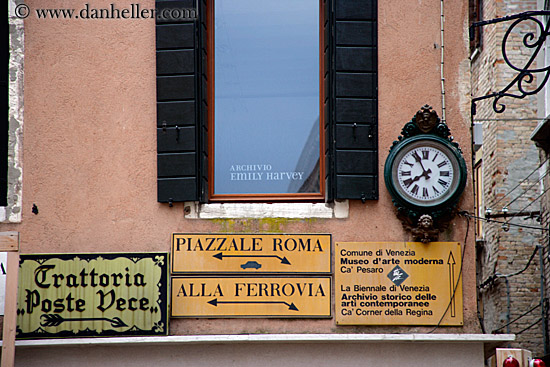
[{"left": 214, "top": 0, "right": 320, "bottom": 195}]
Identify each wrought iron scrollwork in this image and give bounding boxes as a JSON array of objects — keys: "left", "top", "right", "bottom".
[{"left": 470, "top": 10, "right": 550, "bottom": 115}]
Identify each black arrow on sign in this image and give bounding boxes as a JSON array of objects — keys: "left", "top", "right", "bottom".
[
  {"left": 213, "top": 252, "right": 291, "bottom": 265},
  {"left": 207, "top": 298, "right": 298, "bottom": 311},
  {"left": 40, "top": 314, "right": 128, "bottom": 328},
  {"left": 447, "top": 251, "right": 456, "bottom": 318}
]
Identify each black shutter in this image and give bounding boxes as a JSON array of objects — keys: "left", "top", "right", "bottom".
[
  {"left": 198, "top": 0, "right": 208, "bottom": 202},
  {"left": 327, "top": 0, "right": 378, "bottom": 201},
  {"left": 156, "top": 0, "right": 207, "bottom": 203}
]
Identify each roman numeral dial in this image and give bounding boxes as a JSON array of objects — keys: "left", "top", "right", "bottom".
[{"left": 395, "top": 145, "right": 455, "bottom": 204}]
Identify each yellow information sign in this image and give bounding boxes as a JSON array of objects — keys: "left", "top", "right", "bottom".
[
  {"left": 335, "top": 242, "right": 463, "bottom": 326},
  {"left": 17, "top": 253, "right": 169, "bottom": 338},
  {"left": 171, "top": 277, "right": 331, "bottom": 317},
  {"left": 172, "top": 234, "right": 331, "bottom": 274}
]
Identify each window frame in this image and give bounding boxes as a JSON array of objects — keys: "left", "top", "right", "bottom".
[
  {"left": 469, "top": 0, "right": 483, "bottom": 56},
  {"left": 206, "top": 0, "right": 326, "bottom": 202}
]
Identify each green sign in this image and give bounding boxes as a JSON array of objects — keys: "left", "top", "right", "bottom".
[{"left": 17, "top": 253, "right": 169, "bottom": 339}]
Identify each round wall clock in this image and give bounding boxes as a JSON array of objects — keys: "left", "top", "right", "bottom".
[
  {"left": 385, "top": 135, "right": 467, "bottom": 213},
  {"left": 384, "top": 105, "right": 467, "bottom": 240}
]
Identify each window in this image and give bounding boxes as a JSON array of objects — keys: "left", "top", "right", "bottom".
[
  {"left": 156, "top": 0, "right": 378, "bottom": 205},
  {"left": 469, "top": 0, "right": 483, "bottom": 55},
  {"left": 209, "top": 0, "right": 323, "bottom": 201}
]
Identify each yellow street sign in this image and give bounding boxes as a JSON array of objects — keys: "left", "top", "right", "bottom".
[
  {"left": 335, "top": 242, "right": 463, "bottom": 326},
  {"left": 17, "top": 253, "right": 169, "bottom": 338},
  {"left": 171, "top": 277, "right": 331, "bottom": 317},
  {"left": 171, "top": 234, "right": 331, "bottom": 274}
]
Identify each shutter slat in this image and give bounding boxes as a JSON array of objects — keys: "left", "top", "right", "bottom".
[
  {"left": 336, "top": 22, "right": 376, "bottom": 46},
  {"left": 157, "top": 76, "right": 195, "bottom": 101},
  {"left": 157, "top": 101, "right": 195, "bottom": 127},
  {"left": 156, "top": 24, "right": 195, "bottom": 49},
  {"left": 336, "top": 99, "right": 376, "bottom": 123},
  {"left": 157, "top": 50, "right": 195, "bottom": 75},
  {"left": 336, "top": 0, "right": 376, "bottom": 20},
  {"left": 157, "top": 127, "right": 196, "bottom": 152},
  {"left": 336, "top": 151, "right": 377, "bottom": 175},
  {"left": 335, "top": 73, "right": 376, "bottom": 98},
  {"left": 158, "top": 153, "right": 196, "bottom": 177},
  {"left": 158, "top": 178, "right": 197, "bottom": 202},
  {"left": 335, "top": 125, "right": 376, "bottom": 149},
  {"left": 335, "top": 47, "right": 376, "bottom": 72},
  {"left": 336, "top": 176, "right": 378, "bottom": 200}
]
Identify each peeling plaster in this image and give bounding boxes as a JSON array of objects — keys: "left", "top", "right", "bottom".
[{"left": 5, "top": 0, "right": 24, "bottom": 222}]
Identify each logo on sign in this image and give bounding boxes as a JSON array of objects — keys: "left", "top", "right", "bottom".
[{"left": 387, "top": 265, "right": 409, "bottom": 286}]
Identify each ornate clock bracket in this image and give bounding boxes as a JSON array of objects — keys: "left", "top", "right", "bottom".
[
  {"left": 398, "top": 211, "right": 455, "bottom": 244},
  {"left": 386, "top": 105, "right": 466, "bottom": 244},
  {"left": 390, "top": 104, "right": 457, "bottom": 146}
]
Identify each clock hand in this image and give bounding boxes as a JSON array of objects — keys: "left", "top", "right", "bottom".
[
  {"left": 421, "top": 168, "right": 432, "bottom": 180},
  {"left": 412, "top": 153, "right": 432, "bottom": 179},
  {"left": 406, "top": 168, "right": 432, "bottom": 189},
  {"left": 411, "top": 172, "right": 426, "bottom": 183}
]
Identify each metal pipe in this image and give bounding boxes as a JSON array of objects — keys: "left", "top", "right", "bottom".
[
  {"left": 440, "top": 0, "right": 446, "bottom": 123},
  {"left": 505, "top": 276, "right": 511, "bottom": 334},
  {"left": 540, "top": 244, "right": 548, "bottom": 355}
]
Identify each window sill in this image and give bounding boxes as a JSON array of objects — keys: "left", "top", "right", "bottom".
[{"left": 184, "top": 201, "right": 349, "bottom": 219}]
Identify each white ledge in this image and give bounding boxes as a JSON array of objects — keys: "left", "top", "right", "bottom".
[
  {"left": 6, "top": 334, "right": 515, "bottom": 348},
  {"left": 185, "top": 201, "right": 349, "bottom": 219}
]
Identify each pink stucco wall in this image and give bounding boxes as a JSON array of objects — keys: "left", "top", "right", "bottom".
[{"left": 3, "top": 0, "right": 478, "bottom": 335}]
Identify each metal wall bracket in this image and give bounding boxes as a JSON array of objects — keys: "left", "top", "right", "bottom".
[{"left": 470, "top": 10, "right": 550, "bottom": 115}]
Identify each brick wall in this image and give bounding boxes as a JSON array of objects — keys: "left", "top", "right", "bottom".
[{"left": 471, "top": 0, "right": 545, "bottom": 355}]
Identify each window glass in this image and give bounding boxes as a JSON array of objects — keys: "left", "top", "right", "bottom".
[{"left": 213, "top": 0, "right": 320, "bottom": 196}]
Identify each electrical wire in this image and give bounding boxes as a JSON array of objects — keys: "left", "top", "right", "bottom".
[
  {"left": 480, "top": 246, "right": 543, "bottom": 336},
  {"left": 516, "top": 317, "right": 543, "bottom": 335},
  {"left": 503, "top": 169, "right": 549, "bottom": 210},
  {"left": 488, "top": 156, "right": 548, "bottom": 209},
  {"left": 440, "top": 0, "right": 446, "bottom": 123},
  {"left": 488, "top": 156, "right": 549, "bottom": 210},
  {"left": 473, "top": 117, "right": 549, "bottom": 121},
  {"left": 492, "top": 303, "right": 541, "bottom": 332},
  {"left": 461, "top": 211, "right": 549, "bottom": 231},
  {"left": 504, "top": 185, "right": 550, "bottom": 226},
  {"left": 479, "top": 246, "right": 540, "bottom": 289}
]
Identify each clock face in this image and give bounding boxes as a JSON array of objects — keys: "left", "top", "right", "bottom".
[{"left": 390, "top": 139, "right": 463, "bottom": 208}]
